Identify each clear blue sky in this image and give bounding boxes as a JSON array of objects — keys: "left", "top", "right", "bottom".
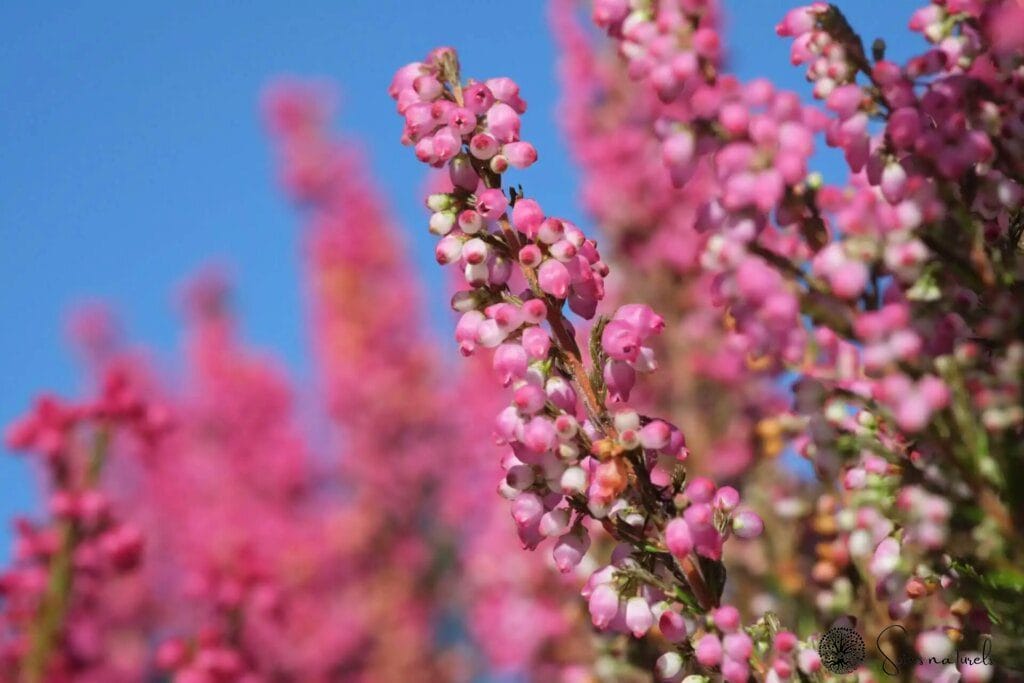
[{"left": 0, "top": 1, "right": 921, "bottom": 560}]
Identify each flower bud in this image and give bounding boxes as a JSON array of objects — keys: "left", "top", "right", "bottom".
[
  {"left": 684, "top": 477, "right": 716, "bottom": 504},
  {"left": 511, "top": 492, "right": 544, "bottom": 527},
  {"left": 638, "top": 420, "right": 670, "bottom": 450},
  {"left": 429, "top": 211, "right": 456, "bottom": 236},
  {"left": 469, "top": 132, "right": 499, "bottom": 160},
  {"left": 553, "top": 528, "right": 590, "bottom": 573},
  {"left": 537, "top": 217, "right": 565, "bottom": 244},
  {"left": 601, "top": 320, "right": 640, "bottom": 362},
  {"left": 554, "top": 414, "right": 578, "bottom": 439},
  {"left": 659, "top": 609, "right": 688, "bottom": 642},
  {"left": 561, "top": 466, "right": 588, "bottom": 494},
  {"left": 464, "top": 261, "right": 489, "bottom": 287},
  {"left": 656, "top": 652, "right": 684, "bottom": 682},
  {"left": 435, "top": 235, "right": 463, "bottom": 264},
  {"left": 665, "top": 518, "right": 694, "bottom": 558},
  {"left": 476, "top": 188, "right": 508, "bottom": 220},
  {"left": 426, "top": 193, "right": 453, "bottom": 212},
  {"left": 663, "top": 129, "right": 695, "bottom": 168},
  {"left": 475, "top": 317, "right": 507, "bottom": 347},
  {"left": 625, "top": 596, "right": 654, "bottom": 637},
  {"left": 797, "top": 648, "right": 821, "bottom": 674},
  {"left": 774, "top": 631, "right": 798, "bottom": 653},
  {"left": 462, "top": 238, "right": 489, "bottom": 265},
  {"left": 603, "top": 360, "right": 635, "bottom": 402},
  {"left": 489, "top": 256, "right": 512, "bottom": 286},
  {"left": 503, "top": 141, "right": 538, "bottom": 169},
  {"left": 549, "top": 239, "right": 578, "bottom": 262},
  {"left": 712, "top": 486, "right": 740, "bottom": 512},
  {"left": 449, "top": 153, "right": 479, "bottom": 191},
  {"left": 540, "top": 508, "right": 570, "bottom": 537},
  {"left": 458, "top": 209, "right": 484, "bottom": 234},
  {"left": 713, "top": 605, "right": 741, "bottom": 632},
  {"left": 731, "top": 510, "right": 764, "bottom": 539},
  {"left": 588, "top": 583, "right": 619, "bottom": 629},
  {"left": 723, "top": 632, "right": 753, "bottom": 660},
  {"left": 512, "top": 198, "right": 544, "bottom": 237},
  {"left": 521, "top": 299, "right": 546, "bottom": 324},
  {"left": 545, "top": 377, "right": 577, "bottom": 413},
  {"left": 538, "top": 259, "right": 571, "bottom": 298},
  {"left": 522, "top": 416, "right": 556, "bottom": 453},
  {"left": 695, "top": 634, "right": 722, "bottom": 667},
  {"left": 489, "top": 154, "right": 509, "bottom": 174},
  {"left": 518, "top": 244, "right": 542, "bottom": 267},
  {"left": 505, "top": 464, "right": 534, "bottom": 491},
  {"left": 464, "top": 82, "right": 495, "bottom": 114},
  {"left": 447, "top": 105, "right": 477, "bottom": 135},
  {"left": 455, "top": 310, "right": 483, "bottom": 354},
  {"left": 870, "top": 536, "right": 900, "bottom": 579},
  {"left": 486, "top": 102, "right": 521, "bottom": 142},
  {"left": 432, "top": 125, "right": 461, "bottom": 162},
  {"left": 494, "top": 343, "right": 528, "bottom": 386}
]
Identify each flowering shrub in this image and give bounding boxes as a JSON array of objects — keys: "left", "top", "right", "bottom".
[{"left": 3, "top": 1, "right": 1024, "bottom": 681}]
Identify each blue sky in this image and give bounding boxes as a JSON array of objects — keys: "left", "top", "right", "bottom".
[{"left": 0, "top": 1, "right": 922, "bottom": 560}]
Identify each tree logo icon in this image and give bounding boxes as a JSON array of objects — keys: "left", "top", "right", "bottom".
[{"left": 818, "top": 625, "right": 866, "bottom": 674}]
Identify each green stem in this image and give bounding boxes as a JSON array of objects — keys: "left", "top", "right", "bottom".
[{"left": 22, "top": 428, "right": 109, "bottom": 683}]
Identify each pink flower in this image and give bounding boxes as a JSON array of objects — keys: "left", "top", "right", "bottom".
[
  {"left": 447, "top": 106, "right": 476, "bottom": 135},
  {"left": 723, "top": 632, "right": 753, "bottom": 660},
  {"left": 493, "top": 343, "right": 528, "bottom": 386},
  {"left": 511, "top": 492, "right": 544, "bottom": 527},
  {"left": 826, "top": 84, "right": 863, "bottom": 119},
  {"left": 588, "top": 583, "right": 619, "bottom": 629},
  {"left": 684, "top": 477, "right": 716, "bottom": 504},
  {"left": 463, "top": 82, "right": 495, "bottom": 114},
  {"left": 522, "top": 416, "right": 557, "bottom": 453},
  {"left": 512, "top": 198, "right": 544, "bottom": 237},
  {"left": 503, "top": 141, "right": 538, "bottom": 169},
  {"left": 601, "top": 320, "right": 641, "bottom": 362},
  {"left": 603, "top": 360, "right": 636, "bottom": 402},
  {"left": 831, "top": 261, "right": 869, "bottom": 299},
  {"left": 665, "top": 518, "right": 694, "bottom": 558},
  {"left": 517, "top": 327, "right": 549, "bottom": 361},
  {"left": 695, "top": 633, "right": 723, "bottom": 667},
  {"left": 660, "top": 609, "right": 688, "bottom": 643},
  {"left": 553, "top": 528, "right": 590, "bottom": 572},
  {"left": 613, "top": 304, "right": 666, "bottom": 340},
  {"left": 731, "top": 510, "right": 764, "bottom": 539},
  {"left": 470, "top": 132, "right": 500, "bottom": 159},
  {"left": 776, "top": 6, "right": 819, "bottom": 36},
  {"left": 870, "top": 536, "right": 901, "bottom": 580},
  {"left": 625, "top": 596, "right": 654, "bottom": 637},
  {"left": 712, "top": 486, "right": 740, "bottom": 512},
  {"left": 476, "top": 188, "right": 508, "bottom": 219},
  {"left": 655, "top": 652, "right": 683, "bottom": 681},
  {"left": 538, "top": 259, "right": 571, "bottom": 298},
  {"left": 486, "top": 102, "right": 521, "bottom": 143},
  {"left": 713, "top": 605, "right": 741, "bottom": 632}
]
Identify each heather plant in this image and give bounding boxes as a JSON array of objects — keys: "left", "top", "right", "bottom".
[
  {"left": 3, "top": 1, "right": 1024, "bottom": 682},
  {"left": 387, "top": 0, "right": 1024, "bottom": 680}
]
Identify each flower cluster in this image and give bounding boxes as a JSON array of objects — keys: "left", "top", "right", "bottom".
[
  {"left": 2, "top": 370, "right": 168, "bottom": 682},
  {"left": 568, "top": 0, "right": 1024, "bottom": 679},
  {"left": 391, "top": 47, "right": 776, "bottom": 682},
  {"left": 1, "top": 2, "right": 1022, "bottom": 682}
]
